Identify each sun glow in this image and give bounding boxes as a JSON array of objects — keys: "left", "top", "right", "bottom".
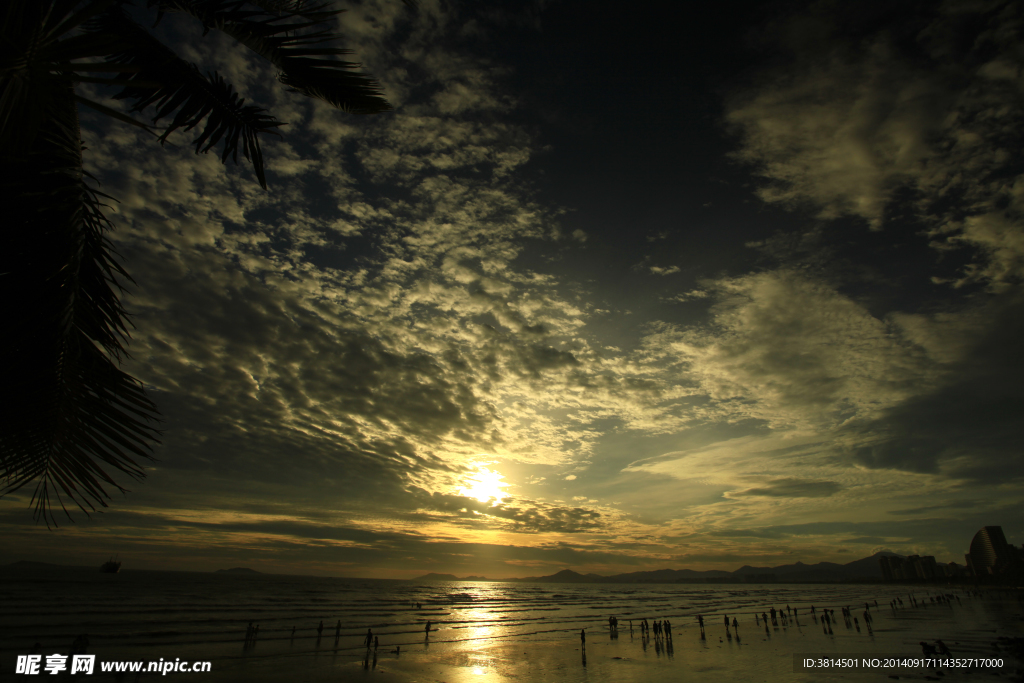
[{"left": 458, "top": 467, "right": 508, "bottom": 505}]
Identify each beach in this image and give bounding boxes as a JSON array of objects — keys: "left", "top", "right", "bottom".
[{"left": 2, "top": 568, "right": 1021, "bottom": 682}]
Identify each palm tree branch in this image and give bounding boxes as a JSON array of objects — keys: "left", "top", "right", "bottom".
[
  {"left": 1, "top": 78, "right": 160, "bottom": 528},
  {"left": 147, "top": 0, "right": 393, "bottom": 114},
  {"left": 88, "top": 7, "right": 285, "bottom": 188},
  {"left": 73, "top": 94, "right": 159, "bottom": 134}
]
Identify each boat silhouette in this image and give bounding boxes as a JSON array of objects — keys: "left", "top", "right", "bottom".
[{"left": 100, "top": 556, "right": 121, "bottom": 573}]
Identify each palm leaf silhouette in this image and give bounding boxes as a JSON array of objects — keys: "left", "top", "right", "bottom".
[{"left": 1, "top": 0, "right": 406, "bottom": 525}]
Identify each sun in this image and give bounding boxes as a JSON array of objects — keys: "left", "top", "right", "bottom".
[{"left": 458, "top": 467, "right": 508, "bottom": 505}]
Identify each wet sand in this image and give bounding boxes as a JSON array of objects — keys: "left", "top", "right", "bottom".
[{"left": 68, "top": 590, "right": 1023, "bottom": 682}]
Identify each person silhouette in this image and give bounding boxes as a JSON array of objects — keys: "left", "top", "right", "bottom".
[
  {"left": 581, "top": 628, "right": 586, "bottom": 650},
  {"left": 364, "top": 629, "right": 373, "bottom": 648}
]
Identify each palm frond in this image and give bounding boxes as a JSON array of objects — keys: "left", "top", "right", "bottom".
[
  {"left": 90, "top": 6, "right": 285, "bottom": 188},
  {"left": 148, "top": 0, "right": 393, "bottom": 114},
  {"left": 241, "top": 0, "right": 345, "bottom": 23},
  {"left": 1, "top": 79, "right": 160, "bottom": 528},
  {"left": 246, "top": 0, "right": 418, "bottom": 18},
  {"left": 3, "top": 0, "right": 400, "bottom": 526},
  {"left": 1, "top": 0, "right": 140, "bottom": 155}
]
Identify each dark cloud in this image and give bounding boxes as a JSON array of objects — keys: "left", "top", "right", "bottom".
[
  {"left": 888, "top": 501, "right": 980, "bottom": 516},
  {"left": 407, "top": 488, "right": 602, "bottom": 533},
  {"left": 841, "top": 537, "right": 890, "bottom": 545},
  {"left": 727, "top": 478, "right": 843, "bottom": 499},
  {"left": 728, "top": 0, "right": 1024, "bottom": 288},
  {"left": 838, "top": 295, "right": 1024, "bottom": 480}
]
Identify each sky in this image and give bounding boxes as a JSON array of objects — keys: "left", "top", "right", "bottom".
[{"left": 3, "top": 0, "right": 1023, "bottom": 578}]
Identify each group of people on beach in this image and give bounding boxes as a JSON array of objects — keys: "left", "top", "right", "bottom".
[
  {"left": 639, "top": 617, "right": 672, "bottom": 640},
  {"left": 239, "top": 587, "right": 988, "bottom": 665},
  {"left": 889, "top": 592, "right": 960, "bottom": 612},
  {"left": 243, "top": 621, "right": 259, "bottom": 649}
]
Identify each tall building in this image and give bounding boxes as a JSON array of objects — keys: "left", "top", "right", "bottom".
[
  {"left": 880, "top": 555, "right": 910, "bottom": 581},
  {"left": 910, "top": 555, "right": 938, "bottom": 580},
  {"left": 965, "top": 526, "right": 1022, "bottom": 577}
]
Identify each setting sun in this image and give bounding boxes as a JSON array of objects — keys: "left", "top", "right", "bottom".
[{"left": 459, "top": 467, "right": 508, "bottom": 505}]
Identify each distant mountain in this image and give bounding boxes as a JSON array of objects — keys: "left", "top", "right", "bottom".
[
  {"left": 414, "top": 573, "right": 460, "bottom": 581},
  {"left": 608, "top": 568, "right": 733, "bottom": 582},
  {"left": 500, "top": 552, "right": 900, "bottom": 584},
  {"left": 413, "top": 573, "right": 491, "bottom": 581},
  {"left": 215, "top": 567, "right": 262, "bottom": 574}
]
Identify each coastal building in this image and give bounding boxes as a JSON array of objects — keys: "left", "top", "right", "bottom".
[
  {"left": 880, "top": 554, "right": 964, "bottom": 582},
  {"left": 966, "top": 528, "right": 1015, "bottom": 577},
  {"left": 964, "top": 526, "right": 1022, "bottom": 578},
  {"left": 879, "top": 555, "right": 905, "bottom": 581},
  {"left": 910, "top": 555, "right": 938, "bottom": 580}
]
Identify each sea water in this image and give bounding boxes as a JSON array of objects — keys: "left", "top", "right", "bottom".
[{"left": 2, "top": 568, "right": 1021, "bottom": 681}]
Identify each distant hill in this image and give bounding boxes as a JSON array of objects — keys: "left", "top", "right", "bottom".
[
  {"left": 608, "top": 567, "right": 733, "bottom": 583},
  {"left": 215, "top": 567, "right": 262, "bottom": 574},
  {"left": 414, "top": 573, "right": 460, "bottom": 581},
  {"left": 414, "top": 573, "right": 492, "bottom": 582},
  {"left": 500, "top": 552, "right": 904, "bottom": 584},
  {"left": 508, "top": 569, "right": 607, "bottom": 583}
]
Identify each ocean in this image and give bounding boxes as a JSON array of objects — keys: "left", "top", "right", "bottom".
[{"left": 2, "top": 567, "right": 1021, "bottom": 682}]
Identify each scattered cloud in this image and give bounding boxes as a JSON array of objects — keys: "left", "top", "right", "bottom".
[{"left": 650, "top": 265, "right": 682, "bottom": 276}]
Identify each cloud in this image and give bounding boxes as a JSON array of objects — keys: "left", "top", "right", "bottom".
[
  {"left": 836, "top": 299, "right": 1024, "bottom": 481},
  {"left": 407, "top": 488, "right": 602, "bottom": 533},
  {"left": 666, "top": 289, "right": 711, "bottom": 303},
  {"left": 641, "top": 269, "right": 945, "bottom": 431},
  {"left": 65, "top": 0, "right": 723, "bottom": 548},
  {"left": 726, "top": 478, "right": 842, "bottom": 498},
  {"left": 9, "top": 0, "right": 1022, "bottom": 576},
  {"left": 726, "top": 0, "right": 1024, "bottom": 288},
  {"left": 650, "top": 265, "right": 681, "bottom": 276}
]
